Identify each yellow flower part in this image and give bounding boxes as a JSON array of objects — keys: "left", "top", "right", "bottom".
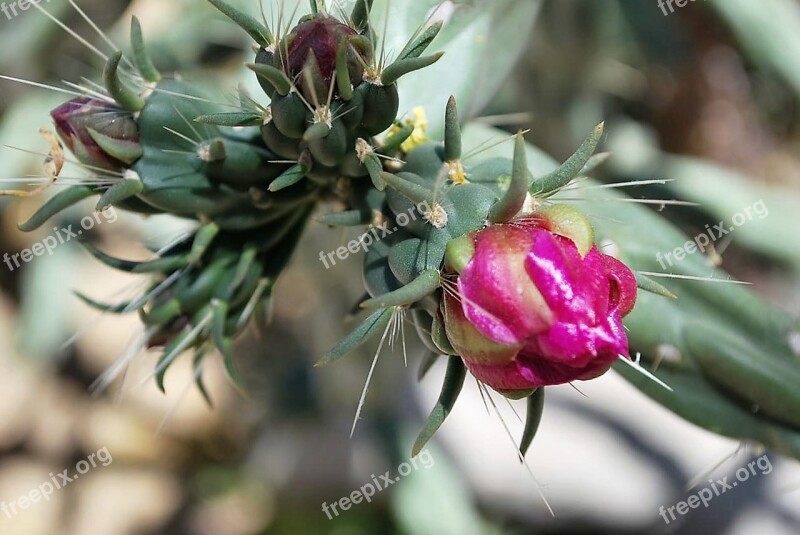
[
  {"left": 387, "top": 106, "right": 430, "bottom": 153},
  {"left": 448, "top": 159, "right": 468, "bottom": 185}
]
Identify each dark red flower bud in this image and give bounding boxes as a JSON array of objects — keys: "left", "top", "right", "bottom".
[
  {"left": 277, "top": 16, "right": 371, "bottom": 102},
  {"left": 51, "top": 97, "right": 142, "bottom": 171}
]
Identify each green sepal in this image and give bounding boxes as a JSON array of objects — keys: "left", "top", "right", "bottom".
[
  {"left": 431, "top": 309, "right": 455, "bottom": 355},
  {"left": 18, "top": 186, "right": 95, "bottom": 231},
  {"left": 130, "top": 16, "right": 161, "bottom": 83},
  {"left": 207, "top": 0, "right": 273, "bottom": 47},
  {"left": 315, "top": 307, "right": 394, "bottom": 367},
  {"left": 360, "top": 269, "right": 440, "bottom": 309},
  {"left": 96, "top": 178, "right": 143, "bottom": 211},
  {"left": 381, "top": 52, "right": 444, "bottom": 86},
  {"left": 519, "top": 388, "right": 545, "bottom": 458},
  {"left": 412, "top": 355, "right": 466, "bottom": 456},
  {"left": 103, "top": 51, "right": 144, "bottom": 112},
  {"left": 531, "top": 122, "right": 604, "bottom": 196},
  {"left": 87, "top": 128, "right": 143, "bottom": 165},
  {"left": 443, "top": 235, "right": 475, "bottom": 274}
]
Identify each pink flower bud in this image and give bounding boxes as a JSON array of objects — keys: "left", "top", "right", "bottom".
[{"left": 442, "top": 214, "right": 637, "bottom": 395}]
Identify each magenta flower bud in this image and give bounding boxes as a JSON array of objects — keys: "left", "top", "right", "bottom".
[
  {"left": 441, "top": 214, "right": 637, "bottom": 395},
  {"left": 51, "top": 97, "right": 142, "bottom": 171}
]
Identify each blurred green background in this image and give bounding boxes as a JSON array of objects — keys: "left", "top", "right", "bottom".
[{"left": 0, "top": 0, "right": 799, "bottom": 533}]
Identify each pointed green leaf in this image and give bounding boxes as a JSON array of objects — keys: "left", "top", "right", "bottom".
[
  {"left": 207, "top": 0, "right": 272, "bottom": 46},
  {"left": 360, "top": 269, "right": 440, "bottom": 309},
  {"left": 316, "top": 209, "right": 370, "bottom": 227},
  {"left": 316, "top": 307, "right": 394, "bottom": 366},
  {"left": 18, "top": 186, "right": 95, "bottom": 231},
  {"left": 412, "top": 356, "right": 466, "bottom": 456},
  {"left": 381, "top": 52, "right": 444, "bottom": 86},
  {"left": 96, "top": 178, "right": 143, "bottom": 211},
  {"left": 104, "top": 51, "right": 144, "bottom": 112},
  {"left": 635, "top": 273, "right": 678, "bottom": 300},
  {"left": 195, "top": 112, "right": 263, "bottom": 127},
  {"left": 130, "top": 16, "right": 161, "bottom": 83},
  {"left": 246, "top": 63, "right": 292, "bottom": 96},
  {"left": 488, "top": 132, "right": 528, "bottom": 223},
  {"left": 519, "top": 388, "right": 544, "bottom": 458},
  {"left": 417, "top": 350, "right": 440, "bottom": 381},
  {"left": 399, "top": 21, "right": 443, "bottom": 60},
  {"left": 531, "top": 122, "right": 604, "bottom": 196}
]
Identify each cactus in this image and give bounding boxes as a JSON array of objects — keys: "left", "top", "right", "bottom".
[
  {"left": 8, "top": 0, "right": 443, "bottom": 391},
  {"left": 4, "top": 0, "right": 800, "bottom": 468}
]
